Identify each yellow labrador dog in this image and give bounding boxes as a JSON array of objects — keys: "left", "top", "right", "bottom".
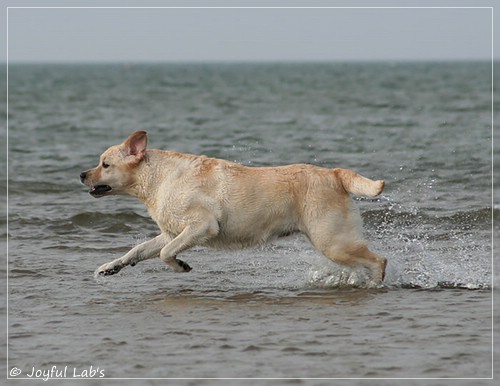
[{"left": 80, "top": 131, "right": 387, "bottom": 283}]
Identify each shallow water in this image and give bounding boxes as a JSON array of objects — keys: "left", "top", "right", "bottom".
[{"left": 3, "top": 62, "right": 497, "bottom": 382}]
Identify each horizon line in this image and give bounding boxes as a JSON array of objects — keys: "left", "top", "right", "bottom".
[{"left": 2, "top": 58, "right": 497, "bottom": 65}]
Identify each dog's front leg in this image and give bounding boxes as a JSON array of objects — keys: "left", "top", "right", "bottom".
[
  {"left": 96, "top": 233, "right": 170, "bottom": 276},
  {"left": 160, "top": 219, "right": 219, "bottom": 273}
]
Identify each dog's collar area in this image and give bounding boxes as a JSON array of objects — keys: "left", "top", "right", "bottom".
[{"left": 89, "top": 185, "right": 112, "bottom": 197}]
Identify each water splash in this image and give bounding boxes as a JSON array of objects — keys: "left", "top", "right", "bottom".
[
  {"left": 306, "top": 264, "right": 383, "bottom": 289},
  {"left": 304, "top": 183, "right": 492, "bottom": 290},
  {"left": 363, "top": 188, "right": 491, "bottom": 290}
]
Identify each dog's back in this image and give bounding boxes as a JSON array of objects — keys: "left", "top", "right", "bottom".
[{"left": 141, "top": 153, "right": 379, "bottom": 255}]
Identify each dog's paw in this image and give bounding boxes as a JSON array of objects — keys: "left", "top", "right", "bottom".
[
  {"left": 176, "top": 259, "right": 192, "bottom": 272},
  {"left": 96, "top": 262, "right": 123, "bottom": 276}
]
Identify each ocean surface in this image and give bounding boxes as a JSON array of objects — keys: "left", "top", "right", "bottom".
[{"left": 2, "top": 62, "right": 498, "bottom": 384}]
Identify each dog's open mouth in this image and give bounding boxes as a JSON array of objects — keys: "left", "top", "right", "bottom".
[{"left": 89, "top": 185, "right": 112, "bottom": 197}]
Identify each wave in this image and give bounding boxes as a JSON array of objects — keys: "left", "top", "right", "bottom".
[
  {"left": 362, "top": 207, "right": 492, "bottom": 230},
  {"left": 61, "top": 211, "right": 156, "bottom": 235},
  {"left": 68, "top": 211, "right": 150, "bottom": 226},
  {"left": 9, "top": 210, "right": 156, "bottom": 236}
]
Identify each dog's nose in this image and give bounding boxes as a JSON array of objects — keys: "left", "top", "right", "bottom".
[{"left": 80, "top": 171, "right": 87, "bottom": 182}]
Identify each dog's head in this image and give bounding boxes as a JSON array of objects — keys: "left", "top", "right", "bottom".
[{"left": 80, "top": 131, "right": 148, "bottom": 198}]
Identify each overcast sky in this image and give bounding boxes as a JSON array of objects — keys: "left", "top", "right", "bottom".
[{"left": 4, "top": 5, "right": 495, "bottom": 62}]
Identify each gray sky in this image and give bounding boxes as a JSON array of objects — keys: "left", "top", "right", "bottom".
[{"left": 4, "top": 4, "right": 496, "bottom": 62}]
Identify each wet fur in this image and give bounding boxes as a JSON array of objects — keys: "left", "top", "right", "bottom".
[{"left": 80, "top": 131, "right": 387, "bottom": 283}]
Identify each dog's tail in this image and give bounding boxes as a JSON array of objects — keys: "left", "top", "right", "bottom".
[{"left": 333, "top": 168, "right": 385, "bottom": 197}]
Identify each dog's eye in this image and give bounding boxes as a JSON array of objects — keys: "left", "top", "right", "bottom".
[{"left": 102, "top": 162, "right": 110, "bottom": 169}]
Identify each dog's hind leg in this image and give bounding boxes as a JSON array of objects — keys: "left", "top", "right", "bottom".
[
  {"left": 315, "top": 241, "right": 387, "bottom": 283},
  {"left": 304, "top": 197, "right": 387, "bottom": 284},
  {"left": 97, "top": 233, "right": 170, "bottom": 276}
]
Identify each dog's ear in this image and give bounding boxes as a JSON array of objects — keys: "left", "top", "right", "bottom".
[{"left": 123, "top": 131, "right": 148, "bottom": 161}]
